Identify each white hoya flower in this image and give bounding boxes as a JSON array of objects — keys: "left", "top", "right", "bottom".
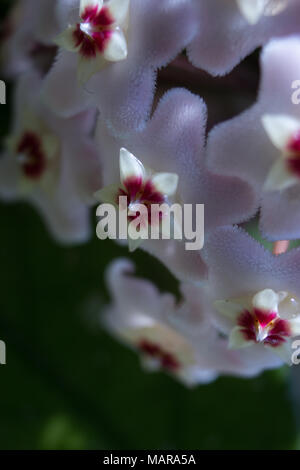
[
  {"left": 56, "top": 0, "right": 130, "bottom": 82},
  {"left": 262, "top": 114, "right": 300, "bottom": 191},
  {"left": 236, "top": 0, "right": 289, "bottom": 24},
  {"left": 95, "top": 147, "right": 179, "bottom": 252},
  {"left": 0, "top": 73, "right": 102, "bottom": 244},
  {"left": 215, "top": 288, "right": 300, "bottom": 363}
]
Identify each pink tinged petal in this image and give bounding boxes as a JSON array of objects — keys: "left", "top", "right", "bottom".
[
  {"left": 120, "top": 148, "right": 145, "bottom": 184},
  {"left": 80, "top": 0, "right": 103, "bottom": 18},
  {"left": 287, "top": 157, "right": 300, "bottom": 179},
  {"left": 151, "top": 172, "right": 179, "bottom": 197},
  {"left": 288, "top": 131, "right": 300, "bottom": 153},
  {"left": 264, "top": 158, "right": 299, "bottom": 192},
  {"left": 64, "top": 137, "right": 102, "bottom": 205},
  {"left": 122, "top": 176, "right": 143, "bottom": 201},
  {"left": 55, "top": 26, "right": 79, "bottom": 52},
  {"left": 254, "top": 309, "right": 277, "bottom": 328},
  {"left": 16, "top": 132, "right": 46, "bottom": 180},
  {"left": 229, "top": 326, "right": 254, "bottom": 349},
  {"left": 92, "top": 29, "right": 113, "bottom": 53},
  {"left": 260, "top": 188, "right": 300, "bottom": 240},
  {"left": 106, "top": 0, "right": 130, "bottom": 25},
  {"left": 237, "top": 311, "right": 257, "bottom": 342},
  {"left": 103, "top": 28, "right": 127, "bottom": 62},
  {"left": 42, "top": 50, "right": 92, "bottom": 118},
  {"left": 262, "top": 114, "right": 300, "bottom": 150},
  {"left": 187, "top": 0, "right": 300, "bottom": 77},
  {"left": 268, "top": 318, "right": 291, "bottom": 338},
  {"left": 74, "top": 26, "right": 97, "bottom": 57},
  {"left": 92, "top": 6, "right": 115, "bottom": 26}
]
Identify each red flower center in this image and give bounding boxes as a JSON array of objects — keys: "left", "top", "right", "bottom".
[
  {"left": 17, "top": 132, "right": 46, "bottom": 179},
  {"left": 237, "top": 308, "right": 291, "bottom": 347},
  {"left": 287, "top": 131, "right": 300, "bottom": 178},
  {"left": 118, "top": 176, "right": 165, "bottom": 223},
  {"left": 74, "top": 6, "right": 114, "bottom": 57},
  {"left": 138, "top": 339, "right": 180, "bottom": 372}
]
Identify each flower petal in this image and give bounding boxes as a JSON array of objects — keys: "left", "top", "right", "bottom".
[
  {"left": 264, "top": 158, "right": 298, "bottom": 192},
  {"left": 106, "top": 0, "right": 130, "bottom": 25},
  {"left": 103, "top": 28, "right": 127, "bottom": 62},
  {"left": 94, "top": 183, "right": 120, "bottom": 204},
  {"left": 236, "top": 0, "right": 265, "bottom": 24},
  {"left": 252, "top": 289, "right": 279, "bottom": 313},
  {"left": 151, "top": 172, "right": 178, "bottom": 197},
  {"left": 289, "top": 318, "right": 300, "bottom": 336},
  {"left": 120, "top": 147, "right": 145, "bottom": 184},
  {"left": 229, "top": 326, "right": 253, "bottom": 349},
  {"left": 42, "top": 50, "right": 93, "bottom": 118},
  {"left": 214, "top": 300, "right": 243, "bottom": 321},
  {"left": 262, "top": 114, "right": 300, "bottom": 150},
  {"left": 80, "top": 0, "right": 102, "bottom": 17},
  {"left": 55, "top": 25, "right": 78, "bottom": 52},
  {"left": 78, "top": 52, "right": 106, "bottom": 84}
]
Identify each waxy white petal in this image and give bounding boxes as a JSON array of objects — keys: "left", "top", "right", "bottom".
[
  {"left": 151, "top": 172, "right": 179, "bottom": 197},
  {"left": 252, "top": 289, "right": 279, "bottom": 313},
  {"left": 262, "top": 114, "right": 300, "bottom": 150},
  {"left": 289, "top": 317, "right": 300, "bottom": 336},
  {"left": 107, "top": 0, "right": 130, "bottom": 25},
  {"left": 268, "top": 341, "right": 292, "bottom": 365},
  {"left": 229, "top": 326, "right": 253, "bottom": 349},
  {"left": 42, "top": 134, "right": 59, "bottom": 160},
  {"left": 103, "top": 28, "right": 128, "bottom": 62},
  {"left": 264, "top": 158, "right": 298, "bottom": 192},
  {"left": 120, "top": 148, "right": 145, "bottom": 184},
  {"left": 94, "top": 183, "right": 120, "bottom": 204},
  {"left": 55, "top": 26, "right": 78, "bottom": 52},
  {"left": 214, "top": 300, "right": 243, "bottom": 321}
]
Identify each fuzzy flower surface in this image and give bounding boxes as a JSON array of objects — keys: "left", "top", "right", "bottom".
[
  {"left": 207, "top": 36, "right": 300, "bottom": 240},
  {"left": 0, "top": 72, "right": 102, "bottom": 243}
]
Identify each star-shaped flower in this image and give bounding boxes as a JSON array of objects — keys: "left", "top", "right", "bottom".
[
  {"left": 207, "top": 36, "right": 300, "bottom": 240},
  {"left": 187, "top": 0, "right": 299, "bottom": 76},
  {"left": 42, "top": 0, "right": 197, "bottom": 135},
  {"left": 0, "top": 72, "right": 102, "bottom": 244},
  {"left": 201, "top": 226, "right": 300, "bottom": 363},
  {"left": 1, "top": 0, "right": 60, "bottom": 78},
  {"left": 103, "top": 259, "right": 278, "bottom": 386},
  {"left": 55, "top": 0, "right": 130, "bottom": 83},
  {"left": 95, "top": 147, "right": 179, "bottom": 252},
  {"left": 236, "top": 0, "right": 289, "bottom": 25},
  {"left": 94, "top": 88, "right": 255, "bottom": 281}
]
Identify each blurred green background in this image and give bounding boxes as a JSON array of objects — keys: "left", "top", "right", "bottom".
[
  {"left": 0, "top": 0, "right": 299, "bottom": 451},
  {"left": 0, "top": 202, "right": 299, "bottom": 450}
]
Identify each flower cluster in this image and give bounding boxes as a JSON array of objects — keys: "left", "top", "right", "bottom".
[{"left": 2, "top": 0, "right": 300, "bottom": 386}]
